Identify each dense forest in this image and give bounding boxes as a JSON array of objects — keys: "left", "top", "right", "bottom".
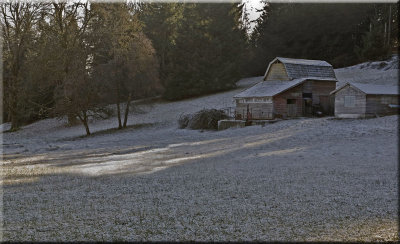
[
  {"left": 1, "top": 1, "right": 398, "bottom": 134},
  {"left": 248, "top": 3, "right": 398, "bottom": 75}
]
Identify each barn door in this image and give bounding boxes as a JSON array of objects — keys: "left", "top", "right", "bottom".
[
  {"left": 303, "top": 99, "right": 313, "bottom": 116},
  {"left": 287, "top": 99, "right": 297, "bottom": 117},
  {"left": 319, "top": 95, "right": 333, "bottom": 115}
]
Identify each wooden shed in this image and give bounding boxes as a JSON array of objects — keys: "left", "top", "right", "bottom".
[
  {"left": 330, "top": 82, "right": 399, "bottom": 118},
  {"left": 234, "top": 57, "right": 337, "bottom": 120}
]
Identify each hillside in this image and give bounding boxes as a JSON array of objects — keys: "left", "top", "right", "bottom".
[
  {"left": 1, "top": 57, "right": 398, "bottom": 241},
  {"left": 335, "top": 54, "right": 398, "bottom": 86},
  {"left": 2, "top": 55, "right": 398, "bottom": 150}
]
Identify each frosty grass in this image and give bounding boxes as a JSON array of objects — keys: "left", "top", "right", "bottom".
[{"left": 1, "top": 57, "right": 398, "bottom": 241}]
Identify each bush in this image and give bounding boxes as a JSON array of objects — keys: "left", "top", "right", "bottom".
[
  {"left": 178, "top": 113, "right": 192, "bottom": 129},
  {"left": 178, "top": 109, "right": 229, "bottom": 130}
]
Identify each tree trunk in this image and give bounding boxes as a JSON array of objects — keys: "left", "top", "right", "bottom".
[
  {"left": 83, "top": 120, "right": 91, "bottom": 135},
  {"left": 384, "top": 22, "right": 387, "bottom": 44},
  {"left": 388, "top": 5, "right": 391, "bottom": 46},
  {"left": 7, "top": 108, "right": 11, "bottom": 123},
  {"left": 117, "top": 77, "right": 122, "bottom": 129},
  {"left": 123, "top": 92, "right": 132, "bottom": 128},
  {"left": 10, "top": 110, "right": 18, "bottom": 131},
  {"left": 9, "top": 87, "right": 19, "bottom": 131},
  {"left": 78, "top": 111, "right": 91, "bottom": 136},
  {"left": 116, "top": 100, "right": 122, "bottom": 129}
]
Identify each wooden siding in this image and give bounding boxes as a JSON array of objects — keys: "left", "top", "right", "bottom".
[
  {"left": 302, "top": 80, "right": 313, "bottom": 93},
  {"left": 265, "top": 63, "right": 288, "bottom": 81},
  {"left": 310, "top": 81, "right": 336, "bottom": 105},
  {"left": 234, "top": 80, "right": 336, "bottom": 119},
  {"left": 273, "top": 85, "right": 303, "bottom": 118},
  {"left": 365, "top": 95, "right": 399, "bottom": 116},
  {"left": 309, "top": 80, "right": 336, "bottom": 115},
  {"left": 334, "top": 85, "right": 366, "bottom": 118}
]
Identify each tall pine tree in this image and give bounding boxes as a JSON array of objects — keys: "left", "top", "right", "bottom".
[
  {"left": 164, "top": 3, "right": 247, "bottom": 100},
  {"left": 250, "top": 3, "right": 374, "bottom": 75}
]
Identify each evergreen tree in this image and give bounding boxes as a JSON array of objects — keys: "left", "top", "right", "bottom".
[
  {"left": 355, "top": 21, "right": 391, "bottom": 61},
  {"left": 355, "top": 3, "right": 398, "bottom": 62},
  {"left": 139, "top": 3, "right": 184, "bottom": 85},
  {"left": 164, "top": 3, "right": 247, "bottom": 100},
  {"left": 250, "top": 3, "right": 374, "bottom": 75}
]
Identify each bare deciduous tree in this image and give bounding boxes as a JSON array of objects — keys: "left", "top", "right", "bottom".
[
  {"left": 49, "top": 1, "right": 93, "bottom": 125},
  {"left": 1, "top": 2, "right": 44, "bottom": 131},
  {"left": 91, "top": 3, "right": 160, "bottom": 129}
]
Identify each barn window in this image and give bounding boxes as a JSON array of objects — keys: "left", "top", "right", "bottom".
[
  {"left": 287, "top": 99, "right": 296, "bottom": 104},
  {"left": 344, "top": 96, "right": 355, "bottom": 107}
]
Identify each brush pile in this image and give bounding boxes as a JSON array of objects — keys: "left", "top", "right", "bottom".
[{"left": 178, "top": 109, "right": 229, "bottom": 130}]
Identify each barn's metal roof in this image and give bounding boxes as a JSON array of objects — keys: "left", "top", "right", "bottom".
[
  {"left": 234, "top": 77, "right": 337, "bottom": 98},
  {"left": 264, "top": 57, "right": 337, "bottom": 80},
  {"left": 330, "top": 82, "right": 399, "bottom": 95}
]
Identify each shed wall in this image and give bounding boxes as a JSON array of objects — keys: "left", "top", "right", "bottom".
[
  {"left": 302, "top": 80, "right": 313, "bottom": 93},
  {"left": 365, "top": 95, "right": 399, "bottom": 116},
  {"left": 310, "top": 81, "right": 336, "bottom": 105},
  {"left": 273, "top": 85, "right": 303, "bottom": 118},
  {"left": 234, "top": 80, "right": 336, "bottom": 119},
  {"left": 311, "top": 81, "right": 336, "bottom": 114},
  {"left": 334, "top": 86, "right": 366, "bottom": 118}
]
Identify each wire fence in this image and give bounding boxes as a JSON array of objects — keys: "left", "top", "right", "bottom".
[{"left": 221, "top": 107, "right": 274, "bottom": 120}]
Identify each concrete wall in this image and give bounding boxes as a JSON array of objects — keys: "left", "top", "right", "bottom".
[{"left": 218, "top": 120, "right": 246, "bottom": 130}]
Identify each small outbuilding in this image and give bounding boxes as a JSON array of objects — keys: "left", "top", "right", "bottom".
[
  {"left": 234, "top": 57, "right": 338, "bottom": 119},
  {"left": 330, "top": 82, "right": 399, "bottom": 118}
]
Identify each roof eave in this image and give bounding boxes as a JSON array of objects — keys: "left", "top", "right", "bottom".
[
  {"left": 263, "top": 57, "right": 280, "bottom": 80},
  {"left": 330, "top": 82, "right": 365, "bottom": 95},
  {"left": 270, "top": 79, "right": 307, "bottom": 97},
  {"left": 365, "top": 92, "right": 400, "bottom": 96}
]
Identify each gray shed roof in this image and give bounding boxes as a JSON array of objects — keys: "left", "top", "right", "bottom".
[
  {"left": 234, "top": 77, "right": 337, "bottom": 98},
  {"left": 331, "top": 82, "right": 400, "bottom": 95},
  {"left": 264, "top": 57, "right": 337, "bottom": 80}
]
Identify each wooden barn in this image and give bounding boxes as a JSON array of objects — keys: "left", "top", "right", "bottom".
[
  {"left": 330, "top": 82, "right": 399, "bottom": 118},
  {"left": 234, "top": 57, "right": 337, "bottom": 120}
]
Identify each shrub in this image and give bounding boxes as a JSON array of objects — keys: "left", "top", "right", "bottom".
[
  {"left": 179, "top": 109, "right": 229, "bottom": 130},
  {"left": 178, "top": 113, "right": 192, "bottom": 129}
]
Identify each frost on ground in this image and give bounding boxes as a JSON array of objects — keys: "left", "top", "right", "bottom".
[
  {"left": 1, "top": 59, "right": 398, "bottom": 241},
  {"left": 335, "top": 54, "right": 399, "bottom": 87}
]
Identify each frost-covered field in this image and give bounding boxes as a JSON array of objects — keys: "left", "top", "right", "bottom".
[
  {"left": 1, "top": 58, "right": 398, "bottom": 241},
  {"left": 335, "top": 54, "right": 399, "bottom": 87}
]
